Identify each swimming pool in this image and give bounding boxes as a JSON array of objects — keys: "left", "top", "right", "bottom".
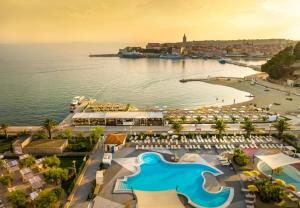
[
  {"left": 120, "top": 152, "right": 233, "bottom": 208},
  {"left": 258, "top": 161, "right": 300, "bottom": 191}
]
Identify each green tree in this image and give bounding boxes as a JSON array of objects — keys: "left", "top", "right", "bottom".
[
  {"left": 211, "top": 119, "right": 228, "bottom": 138},
  {"left": 19, "top": 155, "right": 36, "bottom": 168},
  {"left": 180, "top": 115, "right": 187, "bottom": 124},
  {"left": 261, "top": 116, "right": 268, "bottom": 122},
  {"left": 7, "top": 190, "right": 28, "bottom": 208},
  {"left": 0, "top": 123, "right": 9, "bottom": 139},
  {"left": 63, "top": 128, "right": 73, "bottom": 140},
  {"left": 230, "top": 115, "right": 238, "bottom": 123},
  {"left": 272, "top": 119, "right": 290, "bottom": 139},
  {"left": 44, "top": 168, "right": 69, "bottom": 185},
  {"left": 43, "top": 155, "right": 60, "bottom": 168},
  {"left": 89, "top": 126, "right": 103, "bottom": 145},
  {"left": 261, "top": 46, "right": 296, "bottom": 79},
  {"left": 34, "top": 187, "right": 64, "bottom": 208},
  {"left": 240, "top": 119, "right": 256, "bottom": 138},
  {"left": 294, "top": 41, "right": 300, "bottom": 60},
  {"left": 76, "top": 131, "right": 84, "bottom": 140},
  {"left": 171, "top": 122, "right": 183, "bottom": 134},
  {"left": 195, "top": 115, "right": 203, "bottom": 124},
  {"left": 42, "top": 118, "right": 57, "bottom": 139},
  {"left": 0, "top": 175, "right": 13, "bottom": 187},
  {"left": 33, "top": 130, "right": 48, "bottom": 140}
]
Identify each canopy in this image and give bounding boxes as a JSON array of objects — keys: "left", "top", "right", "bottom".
[
  {"left": 73, "top": 112, "right": 163, "bottom": 119},
  {"left": 256, "top": 153, "right": 300, "bottom": 170},
  {"left": 135, "top": 190, "right": 183, "bottom": 208}
]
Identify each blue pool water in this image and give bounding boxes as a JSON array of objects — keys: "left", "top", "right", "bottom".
[
  {"left": 122, "top": 152, "right": 232, "bottom": 207},
  {"left": 259, "top": 162, "right": 300, "bottom": 191}
]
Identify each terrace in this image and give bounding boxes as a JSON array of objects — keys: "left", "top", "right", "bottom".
[{"left": 92, "top": 133, "right": 300, "bottom": 208}]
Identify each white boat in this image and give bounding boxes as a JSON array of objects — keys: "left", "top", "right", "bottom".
[{"left": 70, "top": 96, "right": 85, "bottom": 112}]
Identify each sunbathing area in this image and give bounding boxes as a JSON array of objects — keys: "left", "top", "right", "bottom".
[
  {"left": 163, "top": 105, "right": 277, "bottom": 124},
  {"left": 93, "top": 131, "right": 300, "bottom": 208}
]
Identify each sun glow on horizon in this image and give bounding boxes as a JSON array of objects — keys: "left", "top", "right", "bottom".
[{"left": 0, "top": 0, "right": 300, "bottom": 44}]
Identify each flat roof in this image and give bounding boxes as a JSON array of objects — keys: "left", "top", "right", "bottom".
[{"left": 72, "top": 112, "right": 163, "bottom": 119}]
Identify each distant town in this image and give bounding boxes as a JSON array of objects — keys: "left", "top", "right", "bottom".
[{"left": 90, "top": 35, "right": 295, "bottom": 59}]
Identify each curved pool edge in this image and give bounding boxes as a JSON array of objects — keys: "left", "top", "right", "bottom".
[{"left": 117, "top": 152, "right": 234, "bottom": 208}]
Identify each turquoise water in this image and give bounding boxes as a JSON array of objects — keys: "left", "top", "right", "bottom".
[
  {"left": 0, "top": 43, "right": 259, "bottom": 125},
  {"left": 259, "top": 162, "right": 300, "bottom": 191},
  {"left": 123, "top": 152, "right": 231, "bottom": 207}
]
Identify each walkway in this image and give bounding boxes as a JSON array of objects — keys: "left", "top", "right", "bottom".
[{"left": 70, "top": 142, "right": 104, "bottom": 208}]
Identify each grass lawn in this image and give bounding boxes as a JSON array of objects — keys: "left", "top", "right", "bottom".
[
  {"left": 0, "top": 136, "right": 15, "bottom": 153},
  {"left": 59, "top": 156, "right": 86, "bottom": 194}
]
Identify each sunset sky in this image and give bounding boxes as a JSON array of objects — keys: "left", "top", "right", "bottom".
[{"left": 1, "top": 0, "right": 300, "bottom": 44}]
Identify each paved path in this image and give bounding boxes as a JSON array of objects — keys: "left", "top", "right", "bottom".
[{"left": 70, "top": 142, "right": 104, "bottom": 208}]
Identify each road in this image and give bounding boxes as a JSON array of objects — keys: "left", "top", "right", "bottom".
[{"left": 70, "top": 141, "right": 104, "bottom": 208}]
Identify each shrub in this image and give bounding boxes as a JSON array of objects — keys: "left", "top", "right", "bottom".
[
  {"left": 255, "top": 179, "right": 285, "bottom": 202},
  {"left": 7, "top": 190, "right": 28, "bottom": 208},
  {"left": 233, "top": 148, "right": 249, "bottom": 166}
]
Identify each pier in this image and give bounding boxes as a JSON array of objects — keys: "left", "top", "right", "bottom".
[{"left": 224, "top": 60, "right": 261, "bottom": 71}]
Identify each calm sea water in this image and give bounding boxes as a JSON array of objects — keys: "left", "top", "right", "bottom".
[{"left": 0, "top": 43, "right": 260, "bottom": 125}]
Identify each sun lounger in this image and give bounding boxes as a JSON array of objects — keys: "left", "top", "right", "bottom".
[
  {"left": 245, "top": 199, "right": 255, "bottom": 204},
  {"left": 242, "top": 188, "right": 250, "bottom": 192},
  {"left": 220, "top": 161, "right": 230, "bottom": 166},
  {"left": 246, "top": 205, "right": 254, "bottom": 208},
  {"left": 245, "top": 193, "right": 256, "bottom": 198}
]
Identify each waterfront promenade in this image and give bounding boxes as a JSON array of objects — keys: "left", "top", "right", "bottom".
[{"left": 7, "top": 123, "right": 300, "bottom": 135}]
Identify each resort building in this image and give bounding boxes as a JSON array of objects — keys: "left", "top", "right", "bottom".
[
  {"left": 104, "top": 133, "right": 127, "bottom": 153},
  {"left": 12, "top": 135, "right": 32, "bottom": 154},
  {"left": 72, "top": 111, "right": 164, "bottom": 126}
]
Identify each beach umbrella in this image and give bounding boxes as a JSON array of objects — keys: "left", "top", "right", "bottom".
[
  {"left": 275, "top": 179, "right": 286, "bottom": 186},
  {"left": 248, "top": 185, "right": 258, "bottom": 192},
  {"left": 286, "top": 184, "right": 297, "bottom": 192},
  {"left": 251, "top": 170, "right": 261, "bottom": 176},
  {"left": 243, "top": 171, "right": 253, "bottom": 177}
]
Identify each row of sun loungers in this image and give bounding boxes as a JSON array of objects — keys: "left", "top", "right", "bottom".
[{"left": 135, "top": 143, "right": 284, "bottom": 151}]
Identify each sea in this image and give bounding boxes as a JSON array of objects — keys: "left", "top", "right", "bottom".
[{"left": 0, "top": 43, "right": 264, "bottom": 125}]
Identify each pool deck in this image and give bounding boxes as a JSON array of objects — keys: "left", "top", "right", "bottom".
[{"left": 96, "top": 147, "right": 248, "bottom": 208}]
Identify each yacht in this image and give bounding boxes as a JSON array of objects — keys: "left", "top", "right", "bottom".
[{"left": 70, "top": 96, "right": 85, "bottom": 112}]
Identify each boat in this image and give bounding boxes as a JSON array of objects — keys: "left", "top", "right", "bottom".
[
  {"left": 160, "top": 53, "right": 184, "bottom": 60},
  {"left": 218, "top": 58, "right": 226, "bottom": 64},
  {"left": 70, "top": 96, "right": 85, "bottom": 112},
  {"left": 120, "top": 51, "right": 145, "bottom": 58}
]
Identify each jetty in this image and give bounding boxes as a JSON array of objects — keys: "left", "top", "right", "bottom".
[
  {"left": 224, "top": 60, "right": 261, "bottom": 71},
  {"left": 180, "top": 77, "right": 244, "bottom": 83}
]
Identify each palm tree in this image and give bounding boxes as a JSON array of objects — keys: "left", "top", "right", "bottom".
[
  {"left": 195, "top": 115, "right": 203, "bottom": 124},
  {"left": 230, "top": 115, "right": 237, "bottom": 123},
  {"left": 272, "top": 119, "right": 290, "bottom": 139},
  {"left": 180, "top": 115, "right": 187, "bottom": 124},
  {"left": 211, "top": 119, "right": 228, "bottom": 138},
  {"left": 261, "top": 116, "right": 268, "bottom": 123},
  {"left": 42, "top": 118, "right": 57, "bottom": 139},
  {"left": 240, "top": 119, "right": 256, "bottom": 138},
  {"left": 171, "top": 122, "right": 183, "bottom": 134},
  {"left": 0, "top": 123, "right": 9, "bottom": 139}
]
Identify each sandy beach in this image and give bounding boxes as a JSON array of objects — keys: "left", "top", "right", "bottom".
[{"left": 203, "top": 77, "right": 300, "bottom": 115}]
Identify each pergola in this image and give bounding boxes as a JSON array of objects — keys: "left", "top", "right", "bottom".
[{"left": 256, "top": 153, "right": 300, "bottom": 171}]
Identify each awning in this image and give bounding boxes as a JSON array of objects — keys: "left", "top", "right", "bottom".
[
  {"left": 134, "top": 190, "right": 183, "bottom": 208},
  {"left": 72, "top": 112, "right": 163, "bottom": 119},
  {"left": 256, "top": 153, "right": 300, "bottom": 169}
]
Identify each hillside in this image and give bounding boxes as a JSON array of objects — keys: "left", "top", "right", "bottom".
[{"left": 261, "top": 42, "right": 300, "bottom": 80}]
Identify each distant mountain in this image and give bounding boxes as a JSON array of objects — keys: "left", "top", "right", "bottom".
[{"left": 261, "top": 42, "right": 300, "bottom": 80}]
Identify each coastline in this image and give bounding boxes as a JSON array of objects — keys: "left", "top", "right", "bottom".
[{"left": 201, "top": 77, "right": 300, "bottom": 115}]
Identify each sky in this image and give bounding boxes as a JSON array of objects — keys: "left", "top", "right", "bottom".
[{"left": 0, "top": 0, "right": 300, "bottom": 44}]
